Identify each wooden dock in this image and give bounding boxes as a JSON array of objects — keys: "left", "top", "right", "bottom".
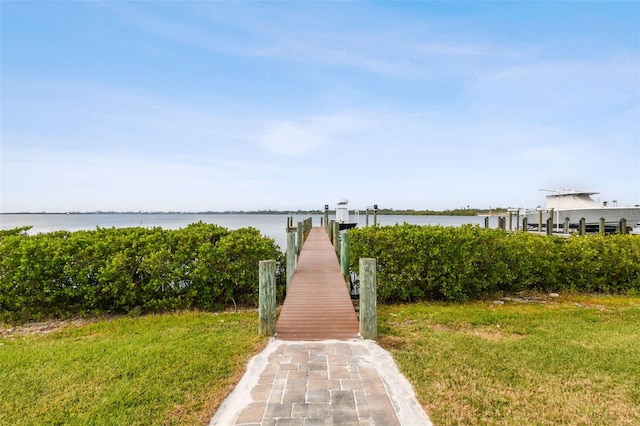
[{"left": 275, "top": 227, "right": 359, "bottom": 340}]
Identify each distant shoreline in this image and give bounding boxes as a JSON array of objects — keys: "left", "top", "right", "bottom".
[{"left": 1, "top": 209, "right": 509, "bottom": 217}]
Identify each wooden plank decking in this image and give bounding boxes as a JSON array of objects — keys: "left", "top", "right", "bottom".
[{"left": 275, "top": 227, "right": 359, "bottom": 340}]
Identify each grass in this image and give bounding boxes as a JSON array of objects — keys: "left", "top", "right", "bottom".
[
  {"left": 0, "top": 311, "right": 267, "bottom": 425},
  {"left": 2, "top": 296, "right": 639, "bottom": 425},
  {"left": 378, "top": 295, "right": 640, "bottom": 425}
]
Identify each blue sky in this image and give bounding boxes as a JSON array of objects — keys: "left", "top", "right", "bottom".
[{"left": 1, "top": 1, "right": 639, "bottom": 212}]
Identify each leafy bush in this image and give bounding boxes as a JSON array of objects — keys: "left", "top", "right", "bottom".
[
  {"left": 348, "top": 224, "right": 640, "bottom": 303},
  {"left": 0, "top": 222, "right": 284, "bottom": 322}
]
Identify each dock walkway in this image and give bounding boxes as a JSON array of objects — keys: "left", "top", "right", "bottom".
[
  {"left": 210, "top": 227, "right": 431, "bottom": 425},
  {"left": 276, "top": 227, "right": 359, "bottom": 341}
]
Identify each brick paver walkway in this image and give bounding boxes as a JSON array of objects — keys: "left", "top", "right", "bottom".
[{"left": 210, "top": 339, "right": 431, "bottom": 425}]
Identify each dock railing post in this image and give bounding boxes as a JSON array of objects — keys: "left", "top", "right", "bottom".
[
  {"left": 332, "top": 221, "right": 340, "bottom": 255},
  {"left": 296, "top": 221, "right": 303, "bottom": 256},
  {"left": 516, "top": 210, "right": 520, "bottom": 231},
  {"left": 599, "top": 218, "right": 605, "bottom": 235},
  {"left": 484, "top": 216, "right": 489, "bottom": 228},
  {"left": 522, "top": 217, "right": 528, "bottom": 232},
  {"left": 546, "top": 217, "right": 553, "bottom": 236},
  {"left": 359, "top": 258, "right": 377, "bottom": 340},
  {"left": 340, "top": 231, "right": 350, "bottom": 289},
  {"left": 508, "top": 212, "right": 513, "bottom": 231},
  {"left": 324, "top": 205, "right": 329, "bottom": 234},
  {"left": 579, "top": 218, "right": 586, "bottom": 236},
  {"left": 564, "top": 217, "right": 570, "bottom": 234},
  {"left": 286, "top": 231, "right": 296, "bottom": 293},
  {"left": 258, "top": 260, "right": 276, "bottom": 336}
]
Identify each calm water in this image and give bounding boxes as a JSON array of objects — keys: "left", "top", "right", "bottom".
[{"left": 0, "top": 213, "right": 498, "bottom": 250}]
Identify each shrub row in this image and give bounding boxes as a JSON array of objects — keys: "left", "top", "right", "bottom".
[
  {"left": 348, "top": 224, "right": 640, "bottom": 302},
  {"left": 0, "top": 223, "right": 285, "bottom": 322}
]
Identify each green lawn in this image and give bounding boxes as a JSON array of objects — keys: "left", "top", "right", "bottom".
[
  {"left": 379, "top": 296, "right": 640, "bottom": 425},
  {"left": 0, "top": 311, "right": 266, "bottom": 425},
  {"left": 2, "top": 297, "right": 639, "bottom": 425}
]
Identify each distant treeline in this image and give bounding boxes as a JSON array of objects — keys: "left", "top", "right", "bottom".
[{"left": 4, "top": 208, "right": 510, "bottom": 216}]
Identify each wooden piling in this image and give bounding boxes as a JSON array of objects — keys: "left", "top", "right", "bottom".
[
  {"left": 546, "top": 217, "right": 553, "bottom": 236},
  {"left": 484, "top": 216, "right": 489, "bottom": 228},
  {"left": 286, "top": 231, "right": 296, "bottom": 292},
  {"left": 620, "top": 218, "right": 627, "bottom": 235},
  {"left": 296, "top": 221, "right": 303, "bottom": 256},
  {"left": 359, "top": 258, "right": 377, "bottom": 340},
  {"left": 340, "top": 231, "right": 350, "bottom": 288},
  {"left": 373, "top": 205, "right": 378, "bottom": 227},
  {"left": 332, "top": 221, "right": 340, "bottom": 255},
  {"left": 599, "top": 218, "right": 605, "bottom": 235},
  {"left": 522, "top": 217, "right": 528, "bottom": 232},
  {"left": 579, "top": 218, "right": 586, "bottom": 236},
  {"left": 538, "top": 210, "right": 543, "bottom": 232},
  {"left": 564, "top": 217, "right": 570, "bottom": 234},
  {"left": 258, "top": 260, "right": 276, "bottom": 336}
]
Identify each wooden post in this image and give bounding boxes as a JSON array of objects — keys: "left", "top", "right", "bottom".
[
  {"left": 546, "top": 217, "right": 553, "bottom": 236},
  {"left": 324, "top": 205, "right": 329, "bottom": 233},
  {"left": 286, "top": 231, "right": 296, "bottom": 292},
  {"left": 332, "top": 221, "right": 340, "bottom": 255},
  {"left": 579, "top": 218, "right": 586, "bottom": 236},
  {"left": 564, "top": 217, "right": 570, "bottom": 234},
  {"left": 516, "top": 210, "right": 520, "bottom": 231},
  {"left": 538, "top": 210, "right": 543, "bottom": 232},
  {"left": 508, "top": 212, "right": 513, "bottom": 231},
  {"left": 359, "top": 258, "right": 377, "bottom": 340},
  {"left": 258, "top": 260, "right": 276, "bottom": 336},
  {"left": 340, "top": 231, "right": 349, "bottom": 288},
  {"left": 599, "top": 217, "right": 605, "bottom": 235},
  {"left": 365, "top": 209, "right": 369, "bottom": 227},
  {"left": 522, "top": 217, "right": 528, "bottom": 232},
  {"left": 484, "top": 216, "right": 489, "bottom": 228},
  {"left": 373, "top": 205, "right": 378, "bottom": 227},
  {"left": 620, "top": 218, "right": 627, "bottom": 235},
  {"left": 296, "top": 221, "right": 303, "bottom": 255},
  {"left": 359, "top": 258, "right": 378, "bottom": 340}
]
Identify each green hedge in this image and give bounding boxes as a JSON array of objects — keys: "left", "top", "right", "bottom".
[
  {"left": 0, "top": 223, "right": 285, "bottom": 321},
  {"left": 348, "top": 224, "right": 640, "bottom": 302}
]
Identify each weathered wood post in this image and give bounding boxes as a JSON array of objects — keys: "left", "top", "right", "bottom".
[
  {"left": 332, "top": 221, "right": 340, "bottom": 255},
  {"left": 324, "top": 205, "right": 329, "bottom": 234},
  {"left": 365, "top": 209, "right": 369, "bottom": 227},
  {"left": 296, "top": 221, "right": 303, "bottom": 256},
  {"left": 564, "top": 217, "right": 570, "bottom": 234},
  {"left": 599, "top": 217, "right": 605, "bottom": 235},
  {"left": 522, "top": 217, "right": 528, "bottom": 232},
  {"left": 484, "top": 216, "right": 489, "bottom": 228},
  {"left": 546, "top": 217, "right": 553, "bottom": 236},
  {"left": 340, "top": 231, "right": 350, "bottom": 289},
  {"left": 359, "top": 258, "right": 377, "bottom": 340},
  {"left": 258, "top": 260, "right": 276, "bottom": 336},
  {"left": 579, "top": 218, "right": 586, "bottom": 236},
  {"left": 373, "top": 205, "right": 378, "bottom": 227},
  {"left": 620, "top": 218, "right": 627, "bottom": 235},
  {"left": 516, "top": 210, "right": 520, "bottom": 231},
  {"left": 538, "top": 210, "right": 543, "bottom": 232},
  {"left": 286, "top": 231, "right": 296, "bottom": 292}
]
